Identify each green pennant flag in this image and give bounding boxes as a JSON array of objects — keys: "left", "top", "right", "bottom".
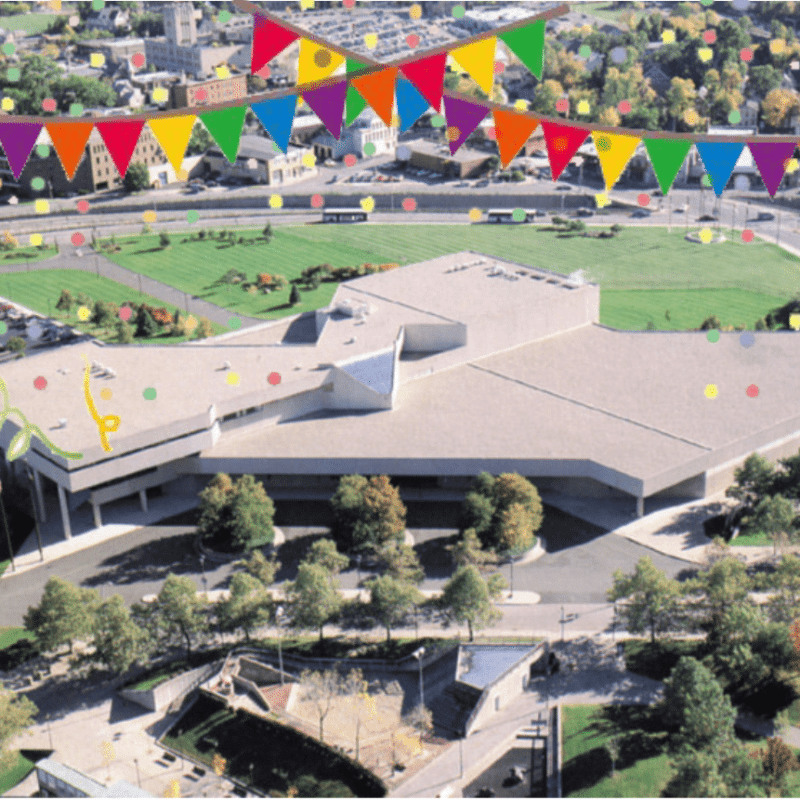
[
  {"left": 345, "top": 58, "right": 369, "bottom": 125},
  {"left": 643, "top": 138, "right": 693, "bottom": 195},
  {"left": 346, "top": 57, "right": 370, "bottom": 76},
  {"left": 200, "top": 105, "right": 247, "bottom": 164},
  {"left": 499, "top": 20, "right": 545, "bottom": 80}
]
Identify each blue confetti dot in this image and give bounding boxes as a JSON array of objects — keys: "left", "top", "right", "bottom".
[{"left": 740, "top": 332, "right": 755, "bottom": 348}]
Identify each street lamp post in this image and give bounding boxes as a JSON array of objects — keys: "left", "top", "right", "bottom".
[
  {"left": 199, "top": 554, "right": 207, "bottom": 598},
  {"left": 276, "top": 606, "right": 284, "bottom": 685},
  {"left": 0, "top": 481, "right": 14, "bottom": 572},
  {"left": 412, "top": 646, "right": 425, "bottom": 709},
  {"left": 133, "top": 758, "right": 141, "bottom": 789},
  {"left": 26, "top": 468, "right": 43, "bottom": 562},
  {"left": 560, "top": 606, "right": 566, "bottom": 642},
  {"left": 355, "top": 553, "right": 362, "bottom": 586},
  {"left": 612, "top": 602, "right": 617, "bottom": 642},
  {"left": 509, "top": 556, "right": 514, "bottom": 599}
]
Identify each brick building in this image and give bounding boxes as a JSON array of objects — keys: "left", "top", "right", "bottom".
[{"left": 170, "top": 74, "right": 248, "bottom": 109}]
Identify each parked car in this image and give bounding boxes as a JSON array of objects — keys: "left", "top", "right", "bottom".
[
  {"left": 697, "top": 214, "right": 717, "bottom": 222},
  {"left": 327, "top": 174, "right": 339, "bottom": 184},
  {"left": 555, "top": 184, "right": 573, "bottom": 190},
  {"left": 631, "top": 209, "right": 651, "bottom": 218},
  {"left": 575, "top": 208, "right": 594, "bottom": 217},
  {"left": 752, "top": 212, "right": 774, "bottom": 222}
]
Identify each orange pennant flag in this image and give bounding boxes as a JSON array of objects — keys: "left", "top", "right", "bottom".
[
  {"left": 350, "top": 67, "right": 398, "bottom": 127},
  {"left": 46, "top": 121, "right": 93, "bottom": 180},
  {"left": 493, "top": 109, "right": 539, "bottom": 168}
]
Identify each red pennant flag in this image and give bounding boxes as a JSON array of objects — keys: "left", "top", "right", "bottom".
[
  {"left": 493, "top": 109, "right": 539, "bottom": 168},
  {"left": 252, "top": 15, "right": 299, "bottom": 78},
  {"left": 46, "top": 121, "right": 94, "bottom": 180},
  {"left": 350, "top": 67, "right": 397, "bottom": 127},
  {"left": 95, "top": 120, "right": 145, "bottom": 178},
  {"left": 540, "top": 121, "right": 588, "bottom": 181},
  {"left": 399, "top": 53, "right": 447, "bottom": 112}
]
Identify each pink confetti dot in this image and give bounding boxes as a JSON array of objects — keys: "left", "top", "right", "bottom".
[
  {"left": 195, "top": 89, "right": 207, "bottom": 102},
  {"left": 33, "top": 376, "right": 47, "bottom": 390},
  {"left": 406, "top": 34, "right": 419, "bottom": 48},
  {"left": 555, "top": 99, "right": 569, "bottom": 113},
  {"left": 310, "top": 194, "right": 324, "bottom": 208},
  {"left": 494, "top": 61, "right": 505, "bottom": 75},
  {"left": 259, "top": 66, "right": 271, "bottom": 79},
  {"left": 402, "top": 198, "right": 417, "bottom": 212},
  {"left": 344, "top": 154, "right": 357, "bottom": 167},
  {"left": 746, "top": 384, "right": 759, "bottom": 398},
  {"left": 638, "top": 193, "right": 650, "bottom": 207},
  {"left": 119, "top": 306, "right": 132, "bottom": 321},
  {"left": 76, "top": 199, "right": 90, "bottom": 214},
  {"left": 703, "top": 29, "right": 717, "bottom": 44},
  {"left": 343, "top": 0, "right": 355, "bottom": 7},
  {"left": 618, "top": 100, "right": 631, "bottom": 114},
  {"left": 268, "top": 372, "right": 282, "bottom": 385},
  {"left": 132, "top": 52, "right": 145, "bottom": 68},
  {"left": 742, "top": 229, "right": 754, "bottom": 242},
  {"left": 740, "top": 48, "right": 753, "bottom": 62},
  {"left": 486, "top": 126, "right": 497, "bottom": 140},
  {"left": 42, "top": 98, "right": 56, "bottom": 112},
  {"left": 71, "top": 232, "right": 85, "bottom": 246}
]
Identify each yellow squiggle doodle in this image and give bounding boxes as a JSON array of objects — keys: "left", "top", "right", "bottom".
[
  {"left": 82, "top": 357, "right": 121, "bottom": 452},
  {"left": 0, "top": 378, "right": 83, "bottom": 461}
]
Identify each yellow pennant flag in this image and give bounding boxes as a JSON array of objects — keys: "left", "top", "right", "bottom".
[
  {"left": 592, "top": 131, "right": 641, "bottom": 190},
  {"left": 449, "top": 37, "right": 497, "bottom": 94},
  {"left": 298, "top": 39, "right": 345, "bottom": 87},
  {"left": 147, "top": 116, "right": 197, "bottom": 173}
]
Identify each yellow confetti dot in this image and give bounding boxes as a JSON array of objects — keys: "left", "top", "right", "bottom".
[
  {"left": 704, "top": 384, "right": 718, "bottom": 399},
  {"left": 577, "top": 100, "right": 590, "bottom": 115},
  {"left": 595, "top": 193, "right": 610, "bottom": 208},
  {"left": 409, "top": 3, "right": 422, "bottom": 18},
  {"left": 100, "top": 388, "right": 112, "bottom": 401},
  {"left": 90, "top": 53, "right": 105, "bottom": 68},
  {"left": 142, "top": 210, "right": 157, "bottom": 223},
  {"left": 35, "top": 199, "right": 49, "bottom": 214},
  {"left": 29, "top": 234, "right": 42, "bottom": 246},
  {"left": 215, "top": 65, "right": 231, "bottom": 79},
  {"left": 226, "top": 372, "right": 240, "bottom": 386},
  {"left": 360, "top": 196, "right": 375, "bottom": 213},
  {"left": 770, "top": 39, "right": 786, "bottom": 54},
  {"left": 684, "top": 109, "right": 700, "bottom": 126},
  {"left": 152, "top": 87, "right": 168, "bottom": 103},
  {"left": 786, "top": 159, "right": 799, "bottom": 174},
  {"left": 297, "top": 97, "right": 304, "bottom": 107},
  {"left": 1, "top": 98, "right": 14, "bottom": 112},
  {"left": 49, "top": 0, "right": 61, "bottom": 8},
  {"left": 699, "top": 227, "right": 714, "bottom": 243},
  {"left": 698, "top": 47, "right": 713, "bottom": 62},
  {"left": 300, "top": 0, "right": 314, "bottom": 7},
  {"left": 364, "top": 33, "right": 378, "bottom": 49},
  {"left": 269, "top": 194, "right": 283, "bottom": 209},
  {"left": 514, "top": 99, "right": 529, "bottom": 112},
  {"left": 177, "top": 168, "right": 188, "bottom": 181},
  {"left": 580, "top": 24, "right": 592, "bottom": 36},
  {"left": 468, "top": 208, "right": 482, "bottom": 222},
  {"left": 185, "top": 315, "right": 198, "bottom": 331},
  {"left": 391, "top": 112, "right": 401, "bottom": 127},
  {"left": 662, "top": 29, "right": 675, "bottom": 43},
  {"left": 790, "top": 314, "right": 800, "bottom": 331},
  {"left": 302, "top": 152, "right": 316, "bottom": 169},
  {"left": 77, "top": 306, "right": 90, "bottom": 321}
]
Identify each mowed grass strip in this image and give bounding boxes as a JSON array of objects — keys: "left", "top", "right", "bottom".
[
  {"left": 0, "top": 13, "right": 61, "bottom": 34},
  {"left": 101, "top": 226, "right": 800, "bottom": 324},
  {"left": 0, "top": 627, "right": 34, "bottom": 651},
  {"left": 0, "top": 751, "right": 36, "bottom": 796},
  {"left": 0, "top": 245, "right": 57, "bottom": 264}
]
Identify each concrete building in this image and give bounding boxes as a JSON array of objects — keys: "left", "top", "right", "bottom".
[
  {"left": 5, "top": 251, "right": 800, "bottom": 541},
  {"left": 204, "top": 135, "right": 318, "bottom": 185},
  {"left": 397, "top": 139, "right": 492, "bottom": 178},
  {"left": 84, "top": 6, "right": 130, "bottom": 34},
  {"left": 312, "top": 111, "right": 398, "bottom": 161},
  {"left": 170, "top": 74, "right": 248, "bottom": 109},
  {"left": 74, "top": 37, "right": 145, "bottom": 66},
  {"left": 36, "top": 758, "right": 151, "bottom": 798}
]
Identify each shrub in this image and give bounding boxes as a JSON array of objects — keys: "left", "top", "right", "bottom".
[
  {"left": 55, "top": 290, "right": 73, "bottom": 312},
  {"left": 194, "top": 317, "right": 214, "bottom": 340},
  {"left": 290, "top": 285, "right": 301, "bottom": 306},
  {"left": 92, "top": 300, "right": 119, "bottom": 328},
  {"left": 159, "top": 231, "right": 171, "bottom": 249},
  {"left": 378, "top": 263, "right": 400, "bottom": 272},
  {"left": 135, "top": 307, "right": 159, "bottom": 338},
  {"left": 511, "top": 170, "right": 525, "bottom": 182},
  {"left": 116, "top": 320, "right": 134, "bottom": 344},
  {"left": 5, "top": 336, "right": 25, "bottom": 356},
  {"left": 610, "top": 224, "right": 623, "bottom": 233},
  {"left": 1, "top": 231, "right": 18, "bottom": 251}
]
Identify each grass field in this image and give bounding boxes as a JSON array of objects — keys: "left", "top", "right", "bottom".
[
  {"left": 99, "top": 226, "right": 800, "bottom": 330},
  {"left": 0, "top": 627, "right": 34, "bottom": 651},
  {"left": 0, "top": 12, "right": 61, "bottom": 34},
  {"left": 0, "top": 245, "right": 57, "bottom": 265},
  {"left": 0, "top": 270, "right": 224, "bottom": 344},
  {"left": 0, "top": 751, "right": 36, "bottom": 796}
]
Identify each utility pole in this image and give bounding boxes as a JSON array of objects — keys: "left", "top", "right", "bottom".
[
  {"left": 0, "top": 481, "right": 14, "bottom": 572},
  {"left": 26, "top": 468, "right": 43, "bottom": 562}
]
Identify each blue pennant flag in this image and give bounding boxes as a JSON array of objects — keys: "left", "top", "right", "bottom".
[
  {"left": 396, "top": 78, "right": 430, "bottom": 133},
  {"left": 695, "top": 142, "right": 745, "bottom": 196},
  {"left": 251, "top": 95, "right": 297, "bottom": 154}
]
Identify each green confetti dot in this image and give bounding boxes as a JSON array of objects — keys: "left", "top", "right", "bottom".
[
  {"left": 273, "top": 142, "right": 282, "bottom": 152},
  {"left": 707, "top": 329, "right": 720, "bottom": 343},
  {"left": 218, "top": 10, "right": 232, "bottom": 22},
  {"left": 512, "top": 208, "right": 526, "bottom": 222},
  {"left": 579, "top": 45, "right": 591, "bottom": 57},
  {"left": 228, "top": 317, "right": 242, "bottom": 330},
  {"left": 364, "top": 142, "right": 376, "bottom": 156},
  {"left": 431, "top": 114, "right": 445, "bottom": 127},
  {"left": 701, "top": 174, "right": 713, "bottom": 188},
  {"left": 92, "top": 0, "right": 105, "bottom": 9},
  {"left": 143, "top": 387, "right": 157, "bottom": 401},
  {"left": 2, "top": 43, "right": 14, "bottom": 56},
  {"left": 31, "top": 177, "right": 45, "bottom": 191},
  {"left": 728, "top": 110, "right": 741, "bottom": 124},
  {"left": 0, "top": 322, "right": 6, "bottom": 335},
  {"left": 36, "top": 144, "right": 49, "bottom": 158},
  {"left": 70, "top": 103, "right": 84, "bottom": 116},
  {"left": 700, "top": 0, "right": 713, "bottom": 5},
  {"left": 452, "top": 4, "right": 465, "bottom": 17},
  {"left": 6, "top": 67, "right": 19, "bottom": 82},
  {"left": 187, "top": 210, "right": 200, "bottom": 223}
]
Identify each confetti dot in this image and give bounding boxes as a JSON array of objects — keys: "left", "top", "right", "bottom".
[
  {"left": 36, "top": 200, "right": 50, "bottom": 214},
  {"left": 468, "top": 208, "right": 482, "bottom": 222},
  {"left": 68, "top": 14, "right": 79, "bottom": 26},
  {"left": 740, "top": 48, "right": 753, "bottom": 62},
  {"left": 637, "top": 193, "right": 650, "bottom": 207},
  {"left": 431, "top": 114, "right": 445, "bottom": 127},
  {"left": 662, "top": 30, "right": 676, "bottom": 44},
  {"left": 36, "top": 144, "right": 50, "bottom": 159},
  {"left": 707, "top": 329, "right": 720, "bottom": 343},
  {"left": 699, "top": 228, "right": 714, "bottom": 243},
  {"left": 684, "top": 109, "right": 700, "bottom": 126},
  {"left": 596, "top": 135, "right": 611, "bottom": 152},
  {"left": 409, "top": 3, "right": 422, "bottom": 18},
  {"left": 0, "top": 322, "right": 6, "bottom": 335},
  {"left": 2, "top": 43, "right": 14, "bottom": 56},
  {"left": 29, "top": 234, "right": 42, "bottom": 247},
  {"left": 31, "top": 177, "right": 45, "bottom": 191},
  {"left": 595, "top": 193, "right": 610, "bottom": 208},
  {"left": 185, "top": 317, "right": 198, "bottom": 333},
  {"left": 33, "top": 377, "right": 47, "bottom": 391},
  {"left": 617, "top": 100, "right": 631, "bottom": 114},
  {"left": 311, "top": 193, "right": 324, "bottom": 208},
  {"left": 402, "top": 198, "right": 417, "bottom": 212},
  {"left": 90, "top": 53, "right": 105, "bottom": 68},
  {"left": 70, "top": 103, "right": 83, "bottom": 116},
  {"left": 259, "top": 66, "right": 271, "bottom": 80},
  {"left": 494, "top": 60, "right": 505, "bottom": 75},
  {"left": 446, "top": 126, "right": 461, "bottom": 142},
  {"left": 92, "top": 0, "right": 105, "bottom": 9},
  {"left": 790, "top": 313, "right": 800, "bottom": 330},
  {"left": 514, "top": 99, "right": 528, "bottom": 112},
  {"left": 42, "top": 98, "right": 57, "bottom": 112},
  {"left": 700, "top": 0, "right": 713, "bottom": 6},
  {"left": 226, "top": 372, "right": 240, "bottom": 386},
  {"left": 360, "top": 196, "right": 375, "bottom": 212},
  {"left": 268, "top": 372, "right": 282, "bottom": 386},
  {"left": 555, "top": 98, "right": 570, "bottom": 113},
  {"left": 273, "top": 142, "right": 282, "bottom": 152},
  {"left": 785, "top": 158, "right": 798, "bottom": 174},
  {"left": 732, "top": 0, "right": 749, "bottom": 8},
  {"left": 701, "top": 174, "right": 713, "bottom": 188},
  {"left": 486, "top": 126, "right": 497, "bottom": 140},
  {"left": 6, "top": 68, "right": 19, "bottom": 82},
  {"left": 269, "top": 194, "right": 283, "bottom": 209},
  {"left": 1, "top": 99, "right": 13, "bottom": 112},
  {"left": 313, "top": 48, "right": 331, "bottom": 68},
  {"left": 71, "top": 232, "right": 85, "bottom": 246},
  {"left": 177, "top": 169, "right": 188, "bottom": 182},
  {"left": 344, "top": 154, "right": 357, "bottom": 167},
  {"left": 195, "top": 89, "right": 207, "bottom": 102},
  {"left": 579, "top": 45, "right": 591, "bottom": 58},
  {"left": 364, "top": 142, "right": 376, "bottom": 156},
  {"left": 364, "top": 33, "right": 378, "bottom": 49},
  {"left": 771, "top": 39, "right": 785, "bottom": 54},
  {"left": 611, "top": 46, "right": 627, "bottom": 64},
  {"left": 728, "top": 110, "right": 741, "bottom": 124},
  {"left": 302, "top": 153, "right": 316, "bottom": 168},
  {"left": 698, "top": 47, "right": 713, "bottom": 63},
  {"left": 705, "top": 384, "right": 718, "bottom": 398},
  {"left": 77, "top": 306, "right": 90, "bottom": 321},
  {"left": 343, "top": 0, "right": 355, "bottom": 7},
  {"left": 703, "top": 29, "right": 717, "bottom": 44},
  {"left": 746, "top": 384, "right": 759, "bottom": 398},
  {"left": 152, "top": 87, "right": 168, "bottom": 103},
  {"left": 452, "top": 4, "right": 465, "bottom": 17},
  {"left": 228, "top": 317, "right": 242, "bottom": 330},
  {"left": 577, "top": 100, "right": 590, "bottom": 114},
  {"left": 407, "top": 34, "right": 420, "bottom": 48},
  {"left": 100, "top": 388, "right": 112, "bottom": 401},
  {"left": 511, "top": 208, "right": 526, "bottom": 222},
  {"left": 141, "top": 210, "right": 157, "bottom": 225},
  {"left": 119, "top": 307, "right": 132, "bottom": 321},
  {"left": 143, "top": 387, "right": 157, "bottom": 401},
  {"left": 187, "top": 210, "right": 199, "bottom": 223},
  {"left": 741, "top": 229, "right": 754, "bottom": 242},
  {"left": 553, "top": 136, "right": 568, "bottom": 152},
  {"left": 218, "top": 10, "right": 232, "bottom": 22},
  {"left": 740, "top": 331, "right": 755, "bottom": 348}
]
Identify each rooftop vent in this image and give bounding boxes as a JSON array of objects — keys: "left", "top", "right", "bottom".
[{"left": 57, "top": 418, "right": 67, "bottom": 428}]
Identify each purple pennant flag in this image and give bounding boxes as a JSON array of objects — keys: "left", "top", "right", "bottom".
[
  {"left": 0, "top": 122, "right": 42, "bottom": 180},
  {"left": 748, "top": 141, "right": 798, "bottom": 196},
  {"left": 302, "top": 81, "right": 347, "bottom": 141},
  {"left": 443, "top": 95, "right": 489, "bottom": 155}
]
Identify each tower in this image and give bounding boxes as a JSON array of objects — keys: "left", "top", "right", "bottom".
[{"left": 164, "top": 1, "right": 197, "bottom": 46}]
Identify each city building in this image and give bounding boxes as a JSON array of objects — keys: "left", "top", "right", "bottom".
[
  {"left": 397, "top": 138, "right": 492, "bottom": 177},
  {"left": 36, "top": 758, "right": 152, "bottom": 798},
  {"left": 170, "top": 74, "right": 248, "bottom": 109},
  {"left": 84, "top": 6, "right": 130, "bottom": 34},
  {"left": 204, "top": 135, "right": 318, "bottom": 185},
  {"left": 74, "top": 37, "right": 145, "bottom": 66},
  {"left": 312, "top": 111, "right": 398, "bottom": 161}
]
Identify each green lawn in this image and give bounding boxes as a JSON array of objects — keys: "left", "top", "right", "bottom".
[
  {"left": 730, "top": 530, "right": 775, "bottom": 547},
  {"left": 0, "top": 270, "right": 224, "bottom": 344},
  {"left": 0, "top": 627, "right": 34, "bottom": 651},
  {"left": 0, "top": 245, "right": 57, "bottom": 264},
  {"left": 0, "top": 751, "right": 36, "bottom": 796},
  {"left": 0, "top": 12, "right": 61, "bottom": 34},
  {"left": 100, "top": 226, "right": 800, "bottom": 328},
  {"left": 584, "top": 2, "right": 649, "bottom": 25}
]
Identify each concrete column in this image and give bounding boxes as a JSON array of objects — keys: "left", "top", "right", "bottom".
[
  {"left": 636, "top": 496, "right": 644, "bottom": 518},
  {"left": 91, "top": 499, "right": 102, "bottom": 529},
  {"left": 57, "top": 484, "right": 72, "bottom": 540},
  {"left": 32, "top": 469, "right": 46, "bottom": 523},
  {"left": 139, "top": 489, "right": 148, "bottom": 513}
]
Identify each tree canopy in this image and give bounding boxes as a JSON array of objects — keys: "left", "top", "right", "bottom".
[
  {"left": 0, "top": 686, "right": 37, "bottom": 774},
  {"left": 366, "top": 574, "right": 421, "bottom": 642},
  {"left": 439, "top": 564, "right": 506, "bottom": 641},
  {"left": 23, "top": 577, "right": 99, "bottom": 653},
  {"left": 286, "top": 562, "right": 342, "bottom": 641},
  {"left": 146, "top": 574, "right": 208, "bottom": 658}
]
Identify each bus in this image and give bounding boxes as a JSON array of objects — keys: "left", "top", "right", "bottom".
[
  {"left": 322, "top": 208, "right": 370, "bottom": 223},
  {"left": 486, "top": 209, "right": 545, "bottom": 224}
]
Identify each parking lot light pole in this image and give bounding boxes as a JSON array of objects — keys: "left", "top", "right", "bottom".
[
  {"left": 276, "top": 606, "right": 284, "bottom": 685},
  {"left": 412, "top": 646, "right": 425, "bottom": 709},
  {"left": 560, "top": 606, "right": 566, "bottom": 642}
]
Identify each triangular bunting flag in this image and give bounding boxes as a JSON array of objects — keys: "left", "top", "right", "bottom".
[
  {"left": 540, "top": 121, "right": 588, "bottom": 181},
  {"left": 399, "top": 53, "right": 447, "bottom": 112},
  {"left": 45, "top": 121, "right": 93, "bottom": 180},
  {"left": 748, "top": 141, "right": 798, "bottom": 196},
  {"left": 200, "top": 106, "right": 247, "bottom": 163},
  {"left": 351, "top": 67, "right": 398, "bottom": 127},
  {"left": 449, "top": 37, "right": 497, "bottom": 94},
  {"left": 345, "top": 85, "right": 368, "bottom": 127},
  {"left": 396, "top": 78, "right": 430, "bottom": 132},
  {"left": 442, "top": 95, "right": 489, "bottom": 154},
  {"left": 147, "top": 115, "right": 195, "bottom": 173},
  {"left": 252, "top": 15, "right": 298, "bottom": 78},
  {"left": 297, "top": 39, "right": 345, "bottom": 86},
  {"left": 0, "top": 122, "right": 42, "bottom": 180},
  {"left": 499, "top": 20, "right": 546, "bottom": 80},
  {"left": 593, "top": 131, "right": 641, "bottom": 190},
  {"left": 643, "top": 138, "right": 692, "bottom": 195},
  {"left": 251, "top": 95, "right": 297, "bottom": 153},
  {"left": 303, "top": 80, "right": 347, "bottom": 140},
  {"left": 346, "top": 57, "right": 369, "bottom": 77},
  {"left": 695, "top": 142, "right": 745, "bottom": 196},
  {"left": 493, "top": 108, "right": 539, "bottom": 167},
  {"left": 95, "top": 120, "right": 145, "bottom": 177}
]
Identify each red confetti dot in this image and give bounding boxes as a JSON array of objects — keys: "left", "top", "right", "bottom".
[
  {"left": 402, "top": 198, "right": 416, "bottom": 212},
  {"left": 42, "top": 98, "right": 56, "bottom": 112},
  {"left": 76, "top": 199, "right": 90, "bottom": 213},
  {"left": 310, "top": 194, "right": 324, "bottom": 208},
  {"left": 494, "top": 61, "right": 505, "bottom": 75},
  {"left": 406, "top": 34, "right": 419, "bottom": 48},
  {"left": 344, "top": 154, "right": 357, "bottom": 167},
  {"left": 343, "top": 0, "right": 355, "bottom": 6},
  {"left": 618, "top": 100, "right": 631, "bottom": 114},
  {"left": 71, "top": 232, "right": 85, "bottom": 246},
  {"left": 33, "top": 376, "right": 47, "bottom": 390},
  {"left": 119, "top": 306, "right": 132, "bottom": 321},
  {"left": 638, "top": 193, "right": 650, "bottom": 207},
  {"left": 740, "top": 47, "right": 753, "bottom": 62},
  {"left": 742, "top": 229, "right": 754, "bottom": 242},
  {"left": 553, "top": 136, "right": 568, "bottom": 152},
  {"left": 555, "top": 99, "right": 569, "bottom": 113},
  {"left": 746, "top": 384, "right": 759, "bottom": 398},
  {"left": 132, "top": 52, "right": 145, "bottom": 68},
  {"left": 195, "top": 89, "right": 207, "bottom": 102},
  {"left": 268, "top": 372, "right": 281, "bottom": 385},
  {"left": 703, "top": 29, "right": 717, "bottom": 44}
]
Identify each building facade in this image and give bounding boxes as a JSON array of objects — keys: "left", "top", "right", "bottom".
[
  {"left": 398, "top": 138, "right": 491, "bottom": 177},
  {"left": 312, "top": 112, "right": 398, "bottom": 161},
  {"left": 204, "top": 135, "right": 318, "bottom": 186},
  {"left": 170, "top": 74, "right": 248, "bottom": 109}
]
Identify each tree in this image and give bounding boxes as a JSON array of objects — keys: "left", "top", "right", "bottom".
[
  {"left": 262, "top": 223, "right": 273, "bottom": 242},
  {"left": 446, "top": 528, "right": 499, "bottom": 572},
  {"left": 761, "top": 88, "right": 800, "bottom": 129},
  {"left": 298, "top": 668, "right": 355, "bottom": 742},
  {"left": 55, "top": 289, "right": 73, "bottom": 312},
  {"left": 330, "top": 475, "right": 406, "bottom": 555},
  {"left": 1, "top": 54, "right": 62, "bottom": 116},
  {"left": 135, "top": 306, "right": 159, "bottom": 339},
  {"left": 194, "top": 317, "right": 214, "bottom": 340},
  {"left": 5, "top": 337, "right": 25, "bottom": 357},
  {"left": 91, "top": 300, "right": 118, "bottom": 328},
  {"left": 159, "top": 231, "right": 171, "bottom": 249},
  {"left": 530, "top": 78, "right": 564, "bottom": 115},
  {"left": 709, "top": 602, "right": 773, "bottom": 689},
  {"left": 727, "top": 453, "right": 777, "bottom": 507},
  {"left": 124, "top": 162, "right": 151, "bottom": 193},
  {"left": 741, "top": 494, "right": 796, "bottom": 552},
  {"left": 664, "top": 77, "right": 698, "bottom": 131},
  {"left": 236, "top": 550, "right": 280, "bottom": 587},
  {"left": 496, "top": 503, "right": 536, "bottom": 555},
  {"left": 217, "top": 573, "right": 272, "bottom": 643},
  {"left": 762, "top": 737, "right": 797, "bottom": 796},
  {"left": 91, "top": 594, "right": 151, "bottom": 674},
  {"left": 148, "top": 573, "right": 207, "bottom": 658},
  {"left": 666, "top": 740, "right": 766, "bottom": 798},
  {"left": 689, "top": 555, "right": 752, "bottom": 634},
  {"left": 366, "top": 574, "right": 421, "bottom": 642},
  {"left": 767, "top": 553, "right": 800, "bottom": 623},
  {"left": 305, "top": 539, "right": 349, "bottom": 576},
  {"left": 376, "top": 541, "right": 424, "bottom": 584},
  {"left": 186, "top": 121, "right": 212, "bottom": 156},
  {"left": 748, "top": 64, "right": 782, "bottom": 99},
  {"left": 286, "top": 562, "right": 342, "bottom": 641},
  {"left": 116, "top": 320, "right": 134, "bottom": 344},
  {"left": 439, "top": 565, "right": 506, "bottom": 641},
  {"left": 0, "top": 686, "right": 37, "bottom": 774},
  {"left": 289, "top": 284, "right": 301, "bottom": 306},
  {"left": 24, "top": 577, "right": 99, "bottom": 654}
]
